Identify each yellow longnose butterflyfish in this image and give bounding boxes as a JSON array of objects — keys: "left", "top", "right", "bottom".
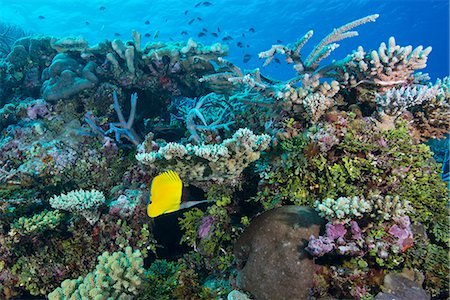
[{"left": 147, "top": 170, "right": 210, "bottom": 218}]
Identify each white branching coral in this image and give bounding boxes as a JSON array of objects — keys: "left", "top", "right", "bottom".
[
  {"left": 258, "top": 14, "right": 379, "bottom": 74},
  {"left": 315, "top": 195, "right": 414, "bottom": 222},
  {"left": 368, "top": 195, "right": 413, "bottom": 220},
  {"left": 344, "top": 37, "right": 432, "bottom": 89},
  {"left": 49, "top": 189, "right": 105, "bottom": 225},
  {"left": 315, "top": 196, "right": 372, "bottom": 221},
  {"left": 376, "top": 85, "right": 440, "bottom": 117},
  {"left": 303, "top": 92, "right": 335, "bottom": 123},
  {"left": 136, "top": 128, "right": 270, "bottom": 188}
]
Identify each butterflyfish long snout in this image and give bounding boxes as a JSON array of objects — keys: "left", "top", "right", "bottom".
[{"left": 147, "top": 171, "right": 210, "bottom": 218}]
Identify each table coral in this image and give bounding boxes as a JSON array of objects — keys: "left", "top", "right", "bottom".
[{"left": 136, "top": 128, "right": 270, "bottom": 188}]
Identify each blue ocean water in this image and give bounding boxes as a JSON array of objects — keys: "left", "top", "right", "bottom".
[{"left": 1, "top": 0, "right": 449, "bottom": 81}]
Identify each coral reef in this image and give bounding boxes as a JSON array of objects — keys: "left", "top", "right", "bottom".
[{"left": 0, "top": 13, "right": 447, "bottom": 300}]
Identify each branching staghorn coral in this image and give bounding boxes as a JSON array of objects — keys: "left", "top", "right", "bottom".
[
  {"left": 49, "top": 189, "right": 105, "bottom": 225},
  {"left": 136, "top": 128, "right": 270, "bottom": 188},
  {"left": 259, "top": 14, "right": 379, "bottom": 86},
  {"left": 105, "top": 91, "right": 140, "bottom": 145},
  {"left": 184, "top": 93, "right": 235, "bottom": 143},
  {"left": 48, "top": 247, "right": 145, "bottom": 300}
]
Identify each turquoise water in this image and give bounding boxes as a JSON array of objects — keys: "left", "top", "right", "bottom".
[{"left": 2, "top": 0, "right": 449, "bottom": 80}]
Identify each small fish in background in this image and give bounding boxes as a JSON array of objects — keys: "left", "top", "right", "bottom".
[
  {"left": 198, "top": 32, "right": 206, "bottom": 37},
  {"left": 242, "top": 33, "right": 245, "bottom": 37},
  {"left": 99, "top": 6, "right": 106, "bottom": 10},
  {"left": 222, "top": 36, "right": 233, "bottom": 41},
  {"left": 169, "top": 38, "right": 174, "bottom": 41},
  {"left": 147, "top": 171, "right": 210, "bottom": 218},
  {"left": 145, "top": 20, "right": 150, "bottom": 25},
  {"left": 202, "top": 28, "right": 208, "bottom": 32},
  {"left": 249, "top": 27, "right": 256, "bottom": 33},
  {"left": 188, "top": 18, "right": 195, "bottom": 25},
  {"left": 276, "top": 39, "right": 283, "bottom": 43},
  {"left": 236, "top": 41, "right": 244, "bottom": 48},
  {"left": 144, "top": 33, "right": 151, "bottom": 38},
  {"left": 184, "top": 10, "right": 189, "bottom": 15},
  {"left": 273, "top": 58, "right": 281, "bottom": 64},
  {"left": 114, "top": 32, "right": 121, "bottom": 37},
  {"left": 38, "top": 15, "right": 45, "bottom": 19},
  {"left": 211, "top": 32, "right": 218, "bottom": 37},
  {"left": 217, "top": 27, "right": 221, "bottom": 32},
  {"left": 153, "top": 30, "right": 160, "bottom": 39},
  {"left": 246, "top": 44, "right": 250, "bottom": 48},
  {"left": 85, "top": 21, "right": 90, "bottom": 25},
  {"left": 197, "top": 17, "right": 202, "bottom": 21},
  {"left": 195, "top": 2, "right": 202, "bottom": 7},
  {"left": 202, "top": 1, "right": 213, "bottom": 6},
  {"left": 243, "top": 54, "right": 252, "bottom": 63},
  {"left": 181, "top": 30, "right": 188, "bottom": 35}
]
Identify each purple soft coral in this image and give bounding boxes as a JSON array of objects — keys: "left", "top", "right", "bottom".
[
  {"left": 388, "top": 216, "right": 413, "bottom": 252},
  {"left": 306, "top": 235, "right": 335, "bottom": 257},
  {"left": 326, "top": 223, "right": 347, "bottom": 240},
  {"left": 350, "top": 221, "right": 362, "bottom": 240},
  {"left": 198, "top": 215, "right": 215, "bottom": 239}
]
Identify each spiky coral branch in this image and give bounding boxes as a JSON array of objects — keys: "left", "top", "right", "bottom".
[{"left": 105, "top": 91, "right": 141, "bottom": 146}]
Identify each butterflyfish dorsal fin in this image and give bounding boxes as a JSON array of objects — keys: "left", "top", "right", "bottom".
[{"left": 147, "top": 170, "right": 183, "bottom": 218}]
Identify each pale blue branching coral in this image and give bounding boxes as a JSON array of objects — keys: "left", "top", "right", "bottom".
[
  {"left": 315, "top": 196, "right": 372, "bottom": 221},
  {"left": 49, "top": 189, "right": 105, "bottom": 225},
  {"left": 48, "top": 246, "right": 145, "bottom": 300},
  {"left": 136, "top": 128, "right": 270, "bottom": 187},
  {"left": 315, "top": 195, "right": 412, "bottom": 222}
]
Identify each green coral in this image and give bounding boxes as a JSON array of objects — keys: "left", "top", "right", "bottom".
[
  {"left": 179, "top": 200, "right": 236, "bottom": 273},
  {"left": 48, "top": 247, "right": 145, "bottom": 300},
  {"left": 11, "top": 209, "right": 63, "bottom": 236},
  {"left": 405, "top": 242, "right": 449, "bottom": 298},
  {"left": 255, "top": 120, "right": 448, "bottom": 243},
  {"left": 137, "top": 259, "right": 218, "bottom": 300}
]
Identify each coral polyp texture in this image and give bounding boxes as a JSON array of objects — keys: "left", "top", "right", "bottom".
[{"left": 0, "top": 11, "right": 448, "bottom": 300}]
